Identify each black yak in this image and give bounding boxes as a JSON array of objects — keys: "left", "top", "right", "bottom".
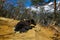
[{"left": 14, "top": 19, "right": 36, "bottom": 33}]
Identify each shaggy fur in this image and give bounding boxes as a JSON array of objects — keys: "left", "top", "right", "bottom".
[{"left": 14, "top": 19, "right": 36, "bottom": 33}]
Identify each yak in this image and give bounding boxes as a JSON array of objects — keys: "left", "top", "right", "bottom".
[{"left": 14, "top": 19, "right": 36, "bottom": 33}]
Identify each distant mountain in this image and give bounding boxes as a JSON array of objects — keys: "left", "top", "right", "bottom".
[
  {"left": 44, "top": 1, "right": 60, "bottom": 13},
  {"left": 26, "top": 1, "right": 60, "bottom": 13}
]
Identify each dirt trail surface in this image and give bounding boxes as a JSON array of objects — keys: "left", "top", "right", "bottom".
[{"left": 0, "top": 17, "right": 60, "bottom": 40}]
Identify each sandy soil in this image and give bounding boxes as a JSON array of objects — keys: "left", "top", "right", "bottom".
[{"left": 0, "top": 17, "right": 60, "bottom": 40}]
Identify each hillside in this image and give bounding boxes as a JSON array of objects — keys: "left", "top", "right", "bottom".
[{"left": 0, "top": 17, "right": 60, "bottom": 40}]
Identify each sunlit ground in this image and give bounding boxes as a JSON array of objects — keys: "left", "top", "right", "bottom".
[{"left": 0, "top": 17, "right": 60, "bottom": 40}]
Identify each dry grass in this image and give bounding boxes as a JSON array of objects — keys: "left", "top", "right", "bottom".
[{"left": 0, "top": 17, "right": 60, "bottom": 40}]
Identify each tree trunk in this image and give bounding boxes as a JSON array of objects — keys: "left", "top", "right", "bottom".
[{"left": 54, "top": 0, "right": 57, "bottom": 21}]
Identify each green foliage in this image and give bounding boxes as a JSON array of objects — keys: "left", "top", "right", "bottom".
[
  {"left": 31, "top": 0, "right": 43, "bottom": 5},
  {"left": 31, "top": 0, "right": 51, "bottom": 5},
  {"left": 0, "top": 0, "right": 26, "bottom": 20}
]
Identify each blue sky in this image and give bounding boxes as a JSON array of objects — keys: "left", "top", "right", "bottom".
[
  {"left": 25, "top": 0, "right": 31, "bottom": 7},
  {"left": 5, "top": 0, "right": 60, "bottom": 7},
  {"left": 5, "top": 0, "right": 31, "bottom": 7}
]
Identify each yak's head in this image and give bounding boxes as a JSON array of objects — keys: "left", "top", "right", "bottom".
[
  {"left": 30, "top": 19, "right": 36, "bottom": 25},
  {"left": 25, "top": 19, "right": 36, "bottom": 26}
]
